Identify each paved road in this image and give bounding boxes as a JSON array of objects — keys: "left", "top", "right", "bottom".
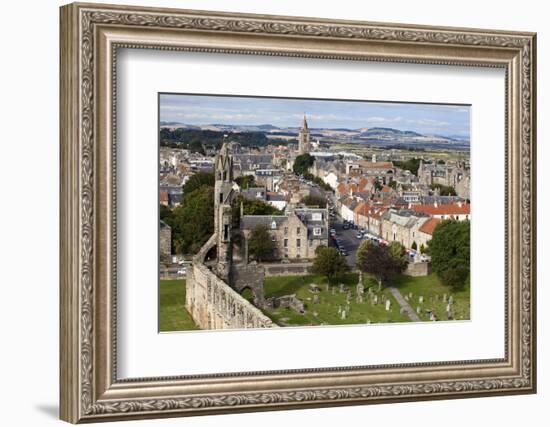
[
  {"left": 329, "top": 216, "right": 363, "bottom": 267},
  {"left": 388, "top": 286, "right": 422, "bottom": 322}
]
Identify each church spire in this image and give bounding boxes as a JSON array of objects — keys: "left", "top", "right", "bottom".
[
  {"left": 298, "top": 113, "right": 311, "bottom": 154},
  {"left": 301, "top": 113, "right": 308, "bottom": 130}
]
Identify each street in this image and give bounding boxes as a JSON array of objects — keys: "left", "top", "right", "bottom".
[{"left": 329, "top": 215, "right": 362, "bottom": 268}]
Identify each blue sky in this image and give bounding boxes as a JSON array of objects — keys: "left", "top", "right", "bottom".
[{"left": 160, "top": 93, "right": 470, "bottom": 137}]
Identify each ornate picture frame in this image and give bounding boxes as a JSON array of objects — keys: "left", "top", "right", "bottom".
[{"left": 60, "top": 2, "right": 536, "bottom": 423}]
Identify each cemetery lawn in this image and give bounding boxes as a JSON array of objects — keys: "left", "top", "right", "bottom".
[
  {"left": 159, "top": 279, "right": 198, "bottom": 332},
  {"left": 262, "top": 273, "right": 411, "bottom": 326},
  {"left": 392, "top": 273, "right": 470, "bottom": 321}
]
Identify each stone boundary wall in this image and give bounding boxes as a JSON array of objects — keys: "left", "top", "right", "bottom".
[
  {"left": 405, "top": 261, "right": 431, "bottom": 277},
  {"left": 262, "top": 263, "right": 312, "bottom": 277}
]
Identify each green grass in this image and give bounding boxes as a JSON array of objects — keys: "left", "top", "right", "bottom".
[
  {"left": 159, "top": 279, "right": 198, "bottom": 332},
  {"left": 392, "top": 273, "right": 470, "bottom": 321},
  {"left": 262, "top": 273, "right": 411, "bottom": 326}
]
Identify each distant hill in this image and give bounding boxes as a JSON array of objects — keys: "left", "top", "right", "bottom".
[{"left": 159, "top": 121, "right": 469, "bottom": 148}]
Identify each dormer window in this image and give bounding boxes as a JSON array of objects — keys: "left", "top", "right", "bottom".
[{"left": 313, "top": 227, "right": 322, "bottom": 236}]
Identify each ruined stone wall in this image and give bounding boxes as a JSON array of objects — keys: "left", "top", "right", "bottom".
[
  {"left": 186, "top": 259, "right": 276, "bottom": 330},
  {"left": 159, "top": 221, "right": 172, "bottom": 264}
]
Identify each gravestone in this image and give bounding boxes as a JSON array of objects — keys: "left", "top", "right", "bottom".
[
  {"left": 416, "top": 306, "right": 421, "bottom": 314},
  {"left": 341, "top": 310, "right": 346, "bottom": 320},
  {"left": 313, "top": 294, "right": 320, "bottom": 304},
  {"left": 443, "top": 294, "right": 447, "bottom": 303},
  {"left": 385, "top": 300, "right": 391, "bottom": 311},
  {"left": 419, "top": 295, "right": 424, "bottom": 304},
  {"left": 339, "top": 284, "right": 345, "bottom": 293},
  {"left": 449, "top": 295, "right": 454, "bottom": 305},
  {"left": 308, "top": 283, "right": 321, "bottom": 293}
]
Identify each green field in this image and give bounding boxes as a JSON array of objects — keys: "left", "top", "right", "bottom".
[
  {"left": 262, "top": 273, "right": 410, "bottom": 326},
  {"left": 159, "top": 279, "right": 198, "bottom": 332},
  {"left": 158, "top": 274, "right": 470, "bottom": 331},
  {"left": 392, "top": 273, "right": 470, "bottom": 321}
]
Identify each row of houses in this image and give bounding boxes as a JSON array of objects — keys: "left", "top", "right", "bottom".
[{"left": 339, "top": 196, "right": 470, "bottom": 251}]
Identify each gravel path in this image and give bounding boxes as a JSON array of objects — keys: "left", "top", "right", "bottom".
[{"left": 388, "top": 286, "right": 422, "bottom": 322}]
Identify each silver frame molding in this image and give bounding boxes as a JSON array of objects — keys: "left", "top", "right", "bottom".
[{"left": 60, "top": 2, "right": 537, "bottom": 423}]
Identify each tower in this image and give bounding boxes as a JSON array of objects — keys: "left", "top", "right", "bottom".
[
  {"left": 214, "top": 143, "right": 234, "bottom": 281},
  {"left": 298, "top": 114, "right": 311, "bottom": 154}
]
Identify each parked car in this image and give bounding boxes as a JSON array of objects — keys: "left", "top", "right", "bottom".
[
  {"left": 177, "top": 268, "right": 187, "bottom": 275},
  {"left": 342, "top": 224, "right": 350, "bottom": 230},
  {"left": 339, "top": 249, "right": 348, "bottom": 256},
  {"left": 356, "top": 233, "right": 363, "bottom": 239}
]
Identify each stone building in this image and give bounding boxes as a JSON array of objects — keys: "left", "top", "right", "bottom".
[
  {"left": 345, "top": 159, "right": 396, "bottom": 184},
  {"left": 297, "top": 114, "right": 311, "bottom": 154},
  {"left": 159, "top": 220, "right": 172, "bottom": 264},
  {"left": 240, "top": 207, "right": 328, "bottom": 260},
  {"left": 380, "top": 208, "right": 430, "bottom": 250},
  {"left": 417, "top": 160, "right": 470, "bottom": 199}
]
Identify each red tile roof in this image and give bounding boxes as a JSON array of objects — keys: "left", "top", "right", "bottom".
[
  {"left": 353, "top": 201, "right": 368, "bottom": 215},
  {"left": 412, "top": 202, "right": 470, "bottom": 216},
  {"left": 419, "top": 218, "right": 441, "bottom": 235}
]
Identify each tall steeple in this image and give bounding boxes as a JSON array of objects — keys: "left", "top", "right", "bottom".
[{"left": 298, "top": 114, "right": 311, "bottom": 154}]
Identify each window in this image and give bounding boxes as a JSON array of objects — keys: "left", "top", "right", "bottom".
[
  {"left": 296, "top": 227, "right": 301, "bottom": 235},
  {"left": 296, "top": 239, "right": 301, "bottom": 248},
  {"left": 223, "top": 224, "right": 229, "bottom": 241},
  {"left": 284, "top": 227, "right": 288, "bottom": 236},
  {"left": 219, "top": 192, "right": 223, "bottom": 203},
  {"left": 271, "top": 220, "right": 277, "bottom": 229},
  {"left": 313, "top": 227, "right": 322, "bottom": 236},
  {"left": 283, "top": 239, "right": 288, "bottom": 248},
  {"left": 312, "top": 212, "right": 322, "bottom": 221}
]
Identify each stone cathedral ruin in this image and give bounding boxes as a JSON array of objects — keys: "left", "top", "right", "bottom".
[{"left": 185, "top": 143, "right": 277, "bottom": 330}]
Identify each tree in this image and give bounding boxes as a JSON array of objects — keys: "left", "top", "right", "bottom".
[
  {"left": 411, "top": 241, "right": 418, "bottom": 251},
  {"left": 160, "top": 204, "right": 174, "bottom": 224},
  {"left": 427, "top": 220, "right": 470, "bottom": 290},
  {"left": 373, "top": 179, "right": 383, "bottom": 192},
  {"left": 388, "top": 241, "right": 409, "bottom": 272},
  {"left": 430, "top": 183, "right": 457, "bottom": 196},
  {"left": 170, "top": 186, "right": 215, "bottom": 254},
  {"left": 311, "top": 246, "right": 350, "bottom": 285},
  {"left": 293, "top": 153, "right": 314, "bottom": 176},
  {"left": 420, "top": 243, "right": 426, "bottom": 254},
  {"left": 356, "top": 241, "right": 406, "bottom": 290},
  {"left": 248, "top": 225, "right": 275, "bottom": 262},
  {"left": 234, "top": 175, "right": 256, "bottom": 189},
  {"left": 301, "top": 195, "right": 327, "bottom": 208},
  {"left": 393, "top": 158, "right": 421, "bottom": 175},
  {"left": 182, "top": 172, "right": 214, "bottom": 196}
]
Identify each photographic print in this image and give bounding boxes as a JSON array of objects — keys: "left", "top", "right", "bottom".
[{"left": 158, "top": 94, "right": 471, "bottom": 331}]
